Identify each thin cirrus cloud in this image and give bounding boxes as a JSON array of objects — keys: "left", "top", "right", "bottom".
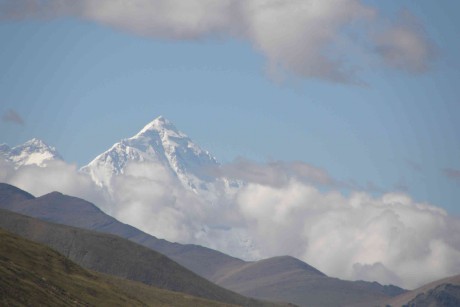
[
  {"left": 213, "top": 159, "right": 393, "bottom": 194},
  {"left": 0, "top": 0, "right": 437, "bottom": 83},
  {"left": 210, "top": 158, "right": 339, "bottom": 187},
  {"left": 2, "top": 109, "right": 24, "bottom": 126},
  {"left": 374, "top": 11, "right": 437, "bottom": 73},
  {"left": 443, "top": 168, "right": 460, "bottom": 182}
]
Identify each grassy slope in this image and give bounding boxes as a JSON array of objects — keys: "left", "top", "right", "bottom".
[
  {"left": 0, "top": 209, "right": 277, "bottom": 306},
  {"left": 0, "top": 228, "right": 236, "bottom": 307}
]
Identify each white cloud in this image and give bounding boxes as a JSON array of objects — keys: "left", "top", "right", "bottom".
[
  {"left": 81, "top": 0, "right": 243, "bottom": 39},
  {"left": 0, "top": 159, "right": 103, "bottom": 204},
  {"left": 107, "top": 161, "right": 204, "bottom": 242},
  {"left": 0, "top": 0, "right": 436, "bottom": 82},
  {"left": 243, "top": 0, "right": 375, "bottom": 82},
  {"left": 236, "top": 181, "right": 460, "bottom": 289}
]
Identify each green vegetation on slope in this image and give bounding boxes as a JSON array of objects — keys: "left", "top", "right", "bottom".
[{"left": 0, "top": 227, "right": 239, "bottom": 307}]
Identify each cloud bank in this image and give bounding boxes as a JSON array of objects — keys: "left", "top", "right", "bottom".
[
  {"left": 1, "top": 157, "right": 460, "bottom": 289},
  {"left": 0, "top": 0, "right": 436, "bottom": 82}
]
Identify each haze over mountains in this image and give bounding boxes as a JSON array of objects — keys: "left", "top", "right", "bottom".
[{"left": 2, "top": 116, "right": 460, "bottom": 290}]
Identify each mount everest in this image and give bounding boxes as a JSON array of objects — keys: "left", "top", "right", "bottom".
[{"left": 81, "top": 116, "right": 239, "bottom": 198}]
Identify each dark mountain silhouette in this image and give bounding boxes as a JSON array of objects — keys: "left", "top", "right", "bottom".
[{"left": 0, "top": 183, "right": 405, "bottom": 306}]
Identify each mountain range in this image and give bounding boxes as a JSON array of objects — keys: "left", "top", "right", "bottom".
[
  {"left": 3, "top": 117, "right": 459, "bottom": 305},
  {"left": 1, "top": 116, "right": 255, "bottom": 258},
  {"left": 1, "top": 117, "right": 228, "bottom": 194},
  {"left": 0, "top": 182, "right": 406, "bottom": 306}
]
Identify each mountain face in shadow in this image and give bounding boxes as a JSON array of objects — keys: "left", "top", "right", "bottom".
[{"left": 0, "top": 183, "right": 405, "bottom": 306}]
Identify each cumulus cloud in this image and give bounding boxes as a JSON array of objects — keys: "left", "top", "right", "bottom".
[
  {"left": 107, "top": 161, "right": 205, "bottom": 242},
  {"left": 105, "top": 161, "right": 258, "bottom": 258},
  {"left": 352, "top": 262, "right": 402, "bottom": 286},
  {"left": 0, "top": 159, "right": 104, "bottom": 204},
  {"left": 1, "top": 157, "right": 459, "bottom": 289},
  {"left": 237, "top": 182, "right": 460, "bottom": 289},
  {"left": 0, "top": 0, "right": 436, "bottom": 82},
  {"left": 2, "top": 109, "right": 24, "bottom": 125}
]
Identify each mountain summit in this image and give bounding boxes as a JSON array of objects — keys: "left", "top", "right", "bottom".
[
  {"left": 81, "top": 116, "right": 220, "bottom": 192},
  {"left": 0, "top": 138, "right": 62, "bottom": 167}
]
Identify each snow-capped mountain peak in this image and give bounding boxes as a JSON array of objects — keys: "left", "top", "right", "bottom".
[
  {"left": 82, "top": 116, "right": 220, "bottom": 192},
  {"left": 136, "top": 115, "right": 180, "bottom": 137},
  {"left": 0, "top": 138, "right": 62, "bottom": 167}
]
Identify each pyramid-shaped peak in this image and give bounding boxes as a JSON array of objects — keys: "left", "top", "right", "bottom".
[
  {"left": 152, "top": 115, "right": 172, "bottom": 126},
  {"left": 136, "top": 116, "right": 182, "bottom": 136},
  {"left": 18, "top": 138, "right": 58, "bottom": 153}
]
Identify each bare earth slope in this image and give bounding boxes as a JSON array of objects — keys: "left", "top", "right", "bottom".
[
  {"left": 216, "top": 256, "right": 401, "bottom": 307},
  {"left": 383, "top": 274, "right": 460, "bottom": 307}
]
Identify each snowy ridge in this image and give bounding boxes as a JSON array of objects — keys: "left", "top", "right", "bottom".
[{"left": 0, "top": 138, "right": 62, "bottom": 167}]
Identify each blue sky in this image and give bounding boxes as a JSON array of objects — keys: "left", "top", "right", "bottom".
[{"left": 1, "top": 0, "right": 459, "bottom": 214}]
